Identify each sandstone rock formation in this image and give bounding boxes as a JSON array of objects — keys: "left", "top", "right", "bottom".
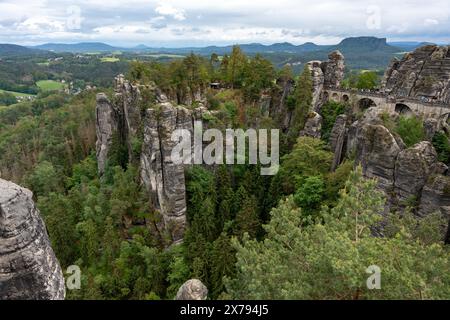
[
  {"left": 300, "top": 111, "right": 322, "bottom": 139},
  {"left": 330, "top": 114, "right": 347, "bottom": 171},
  {"left": 96, "top": 93, "right": 117, "bottom": 175},
  {"left": 329, "top": 106, "right": 450, "bottom": 236},
  {"left": 322, "top": 50, "right": 345, "bottom": 88},
  {"left": 0, "top": 179, "right": 65, "bottom": 300},
  {"left": 394, "top": 142, "right": 438, "bottom": 204},
  {"left": 354, "top": 124, "right": 402, "bottom": 192},
  {"left": 382, "top": 45, "right": 450, "bottom": 103},
  {"left": 418, "top": 175, "right": 450, "bottom": 218},
  {"left": 310, "top": 48, "right": 450, "bottom": 237},
  {"left": 175, "top": 279, "right": 208, "bottom": 300},
  {"left": 268, "top": 77, "right": 295, "bottom": 131},
  {"left": 96, "top": 75, "right": 210, "bottom": 243},
  {"left": 307, "top": 61, "right": 325, "bottom": 111},
  {"left": 307, "top": 50, "right": 345, "bottom": 110},
  {"left": 424, "top": 118, "right": 439, "bottom": 141},
  {"left": 139, "top": 103, "right": 198, "bottom": 243}
]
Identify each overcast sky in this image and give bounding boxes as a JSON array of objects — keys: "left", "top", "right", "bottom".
[{"left": 0, "top": 0, "right": 449, "bottom": 47}]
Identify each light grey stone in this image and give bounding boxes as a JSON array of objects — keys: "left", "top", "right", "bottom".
[{"left": 0, "top": 179, "right": 65, "bottom": 300}]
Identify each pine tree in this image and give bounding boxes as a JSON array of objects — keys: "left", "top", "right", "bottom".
[
  {"left": 226, "top": 167, "right": 450, "bottom": 300},
  {"left": 226, "top": 46, "right": 248, "bottom": 88},
  {"left": 235, "top": 191, "right": 260, "bottom": 238},
  {"left": 210, "top": 232, "right": 236, "bottom": 298}
]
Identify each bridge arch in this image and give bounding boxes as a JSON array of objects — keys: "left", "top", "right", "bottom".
[
  {"left": 331, "top": 92, "right": 340, "bottom": 102},
  {"left": 358, "top": 98, "right": 377, "bottom": 110},
  {"left": 395, "top": 103, "right": 413, "bottom": 116}
]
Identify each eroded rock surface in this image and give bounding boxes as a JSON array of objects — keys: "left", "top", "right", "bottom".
[
  {"left": 394, "top": 142, "right": 438, "bottom": 204},
  {"left": 140, "top": 103, "right": 197, "bottom": 243},
  {"left": 96, "top": 93, "right": 118, "bottom": 175},
  {"left": 0, "top": 179, "right": 65, "bottom": 300},
  {"left": 307, "top": 61, "right": 325, "bottom": 111},
  {"left": 96, "top": 75, "right": 211, "bottom": 243},
  {"left": 300, "top": 111, "right": 322, "bottom": 139},
  {"left": 330, "top": 114, "right": 347, "bottom": 171},
  {"left": 355, "top": 124, "right": 402, "bottom": 192},
  {"left": 322, "top": 50, "right": 345, "bottom": 88},
  {"left": 308, "top": 51, "right": 345, "bottom": 110},
  {"left": 330, "top": 106, "right": 450, "bottom": 236},
  {"left": 175, "top": 279, "right": 208, "bottom": 300},
  {"left": 268, "top": 77, "right": 295, "bottom": 131},
  {"left": 382, "top": 45, "right": 450, "bottom": 103}
]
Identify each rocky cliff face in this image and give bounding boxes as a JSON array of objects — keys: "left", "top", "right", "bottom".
[
  {"left": 268, "top": 77, "right": 295, "bottom": 131},
  {"left": 322, "top": 51, "right": 345, "bottom": 88},
  {"left": 139, "top": 102, "right": 205, "bottom": 244},
  {"left": 330, "top": 114, "right": 348, "bottom": 171},
  {"left": 308, "top": 51, "right": 345, "bottom": 110},
  {"left": 300, "top": 111, "right": 322, "bottom": 139},
  {"left": 267, "top": 50, "right": 345, "bottom": 125},
  {"left": 382, "top": 45, "right": 450, "bottom": 103},
  {"left": 329, "top": 106, "right": 450, "bottom": 236},
  {"left": 96, "top": 75, "right": 210, "bottom": 244},
  {"left": 317, "top": 45, "right": 450, "bottom": 238},
  {"left": 0, "top": 179, "right": 65, "bottom": 300},
  {"left": 307, "top": 61, "right": 325, "bottom": 111},
  {"left": 96, "top": 93, "right": 118, "bottom": 175}
]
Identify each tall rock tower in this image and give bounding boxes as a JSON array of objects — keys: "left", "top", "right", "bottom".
[{"left": 0, "top": 179, "right": 65, "bottom": 300}]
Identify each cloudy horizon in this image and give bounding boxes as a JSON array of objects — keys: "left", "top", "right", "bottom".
[{"left": 1, "top": 0, "right": 449, "bottom": 47}]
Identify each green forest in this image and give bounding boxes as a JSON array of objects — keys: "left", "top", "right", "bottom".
[{"left": 0, "top": 46, "right": 449, "bottom": 300}]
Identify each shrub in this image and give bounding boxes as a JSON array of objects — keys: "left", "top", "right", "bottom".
[
  {"left": 395, "top": 116, "right": 425, "bottom": 147},
  {"left": 432, "top": 132, "right": 450, "bottom": 164},
  {"left": 320, "top": 101, "right": 347, "bottom": 143}
]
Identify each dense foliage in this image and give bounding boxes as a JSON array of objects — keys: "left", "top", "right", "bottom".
[
  {"left": 226, "top": 167, "right": 450, "bottom": 299},
  {"left": 0, "top": 48, "right": 448, "bottom": 300},
  {"left": 433, "top": 131, "right": 450, "bottom": 164},
  {"left": 342, "top": 70, "right": 381, "bottom": 90},
  {"left": 395, "top": 115, "right": 426, "bottom": 147},
  {"left": 320, "top": 101, "right": 347, "bottom": 143}
]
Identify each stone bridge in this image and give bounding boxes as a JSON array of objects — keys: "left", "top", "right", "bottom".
[{"left": 323, "top": 87, "right": 450, "bottom": 121}]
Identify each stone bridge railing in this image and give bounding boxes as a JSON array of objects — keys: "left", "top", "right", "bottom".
[
  {"left": 325, "top": 86, "right": 385, "bottom": 98},
  {"left": 324, "top": 86, "right": 450, "bottom": 110}
]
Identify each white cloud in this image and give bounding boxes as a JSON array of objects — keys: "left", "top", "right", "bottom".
[
  {"left": 0, "top": 0, "right": 449, "bottom": 45},
  {"left": 387, "top": 23, "right": 409, "bottom": 34},
  {"left": 155, "top": 3, "right": 186, "bottom": 21},
  {"left": 17, "top": 17, "right": 66, "bottom": 33},
  {"left": 424, "top": 18, "right": 439, "bottom": 26}
]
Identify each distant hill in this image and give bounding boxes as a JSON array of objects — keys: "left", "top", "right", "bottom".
[
  {"left": 29, "top": 40, "right": 328, "bottom": 55},
  {"left": 0, "top": 44, "right": 45, "bottom": 56},
  {"left": 133, "top": 44, "right": 151, "bottom": 50},
  {"left": 270, "top": 37, "right": 403, "bottom": 71},
  {"left": 333, "top": 37, "right": 398, "bottom": 53},
  {"left": 326, "top": 37, "right": 401, "bottom": 69},
  {"left": 21, "top": 37, "right": 435, "bottom": 70},
  {"left": 33, "top": 42, "right": 121, "bottom": 52},
  {"left": 147, "top": 37, "right": 402, "bottom": 70},
  {"left": 388, "top": 41, "right": 436, "bottom": 51},
  {"left": 160, "top": 41, "right": 330, "bottom": 56}
]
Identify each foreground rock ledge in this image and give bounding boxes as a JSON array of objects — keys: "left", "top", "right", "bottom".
[
  {"left": 0, "top": 179, "right": 65, "bottom": 300},
  {"left": 175, "top": 279, "right": 208, "bottom": 300}
]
